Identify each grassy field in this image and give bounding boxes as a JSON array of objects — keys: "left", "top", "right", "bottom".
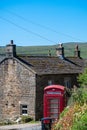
[{"left": 0, "top": 42, "right": 87, "bottom": 58}]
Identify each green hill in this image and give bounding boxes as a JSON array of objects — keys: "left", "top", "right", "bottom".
[{"left": 0, "top": 42, "right": 87, "bottom": 58}]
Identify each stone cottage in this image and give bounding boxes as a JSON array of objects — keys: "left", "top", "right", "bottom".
[{"left": 0, "top": 40, "right": 86, "bottom": 121}]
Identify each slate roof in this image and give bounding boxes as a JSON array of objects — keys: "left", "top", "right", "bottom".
[{"left": 18, "top": 56, "right": 85, "bottom": 75}]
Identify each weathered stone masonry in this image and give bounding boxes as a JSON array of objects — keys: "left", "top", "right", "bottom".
[{"left": 0, "top": 58, "right": 36, "bottom": 121}]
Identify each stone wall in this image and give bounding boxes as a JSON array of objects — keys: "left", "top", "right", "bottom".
[{"left": 0, "top": 58, "right": 36, "bottom": 121}]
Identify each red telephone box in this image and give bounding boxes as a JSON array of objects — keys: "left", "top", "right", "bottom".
[{"left": 43, "top": 85, "right": 66, "bottom": 119}]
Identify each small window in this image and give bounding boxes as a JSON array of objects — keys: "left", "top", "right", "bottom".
[
  {"left": 20, "top": 105, "right": 28, "bottom": 115},
  {"left": 64, "top": 77, "right": 71, "bottom": 88},
  {"left": 22, "top": 105, "right": 27, "bottom": 108}
]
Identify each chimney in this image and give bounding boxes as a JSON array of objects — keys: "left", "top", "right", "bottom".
[
  {"left": 6, "top": 40, "right": 16, "bottom": 58},
  {"left": 56, "top": 43, "right": 64, "bottom": 58},
  {"left": 74, "top": 44, "right": 80, "bottom": 57},
  {"left": 48, "top": 50, "right": 51, "bottom": 57}
]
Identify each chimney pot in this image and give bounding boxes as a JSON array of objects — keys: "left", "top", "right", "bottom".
[
  {"left": 74, "top": 44, "right": 80, "bottom": 58},
  {"left": 11, "top": 40, "right": 13, "bottom": 44}
]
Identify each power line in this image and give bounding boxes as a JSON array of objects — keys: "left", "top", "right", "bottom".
[
  {"left": 5, "top": 9, "right": 85, "bottom": 42},
  {"left": 0, "top": 16, "right": 57, "bottom": 44}
]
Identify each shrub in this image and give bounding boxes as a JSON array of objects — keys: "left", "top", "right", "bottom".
[
  {"left": 52, "top": 86, "right": 87, "bottom": 130},
  {"left": 21, "top": 115, "right": 33, "bottom": 123},
  {"left": 59, "top": 106, "right": 69, "bottom": 118},
  {"left": 72, "top": 87, "right": 87, "bottom": 105},
  {"left": 71, "top": 107, "right": 87, "bottom": 130}
]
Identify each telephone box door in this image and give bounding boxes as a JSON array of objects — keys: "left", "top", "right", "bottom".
[{"left": 44, "top": 85, "right": 65, "bottom": 119}]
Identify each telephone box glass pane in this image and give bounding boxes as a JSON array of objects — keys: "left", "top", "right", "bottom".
[{"left": 49, "top": 99, "right": 59, "bottom": 118}]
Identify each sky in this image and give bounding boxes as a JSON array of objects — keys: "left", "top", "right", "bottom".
[{"left": 0, "top": 0, "right": 87, "bottom": 46}]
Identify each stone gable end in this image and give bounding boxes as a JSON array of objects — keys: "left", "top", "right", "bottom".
[{"left": 0, "top": 58, "right": 36, "bottom": 121}]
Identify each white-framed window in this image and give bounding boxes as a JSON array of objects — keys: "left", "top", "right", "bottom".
[
  {"left": 20, "top": 104, "right": 28, "bottom": 115},
  {"left": 64, "top": 77, "right": 71, "bottom": 88}
]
